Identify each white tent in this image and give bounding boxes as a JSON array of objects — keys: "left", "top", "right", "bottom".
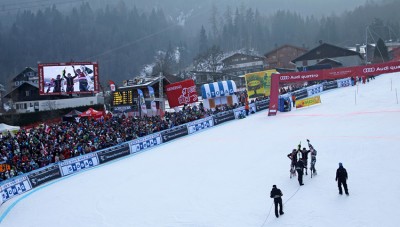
[{"left": 0, "top": 123, "right": 20, "bottom": 135}]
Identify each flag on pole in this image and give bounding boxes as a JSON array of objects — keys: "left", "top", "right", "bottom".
[
  {"left": 148, "top": 86, "right": 155, "bottom": 100},
  {"left": 148, "top": 86, "right": 157, "bottom": 114},
  {"left": 137, "top": 89, "right": 145, "bottom": 103},
  {"left": 138, "top": 89, "right": 147, "bottom": 114}
]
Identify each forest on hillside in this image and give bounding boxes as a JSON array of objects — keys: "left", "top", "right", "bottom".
[{"left": 0, "top": 0, "right": 399, "bottom": 88}]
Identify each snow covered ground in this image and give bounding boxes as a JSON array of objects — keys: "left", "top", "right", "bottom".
[{"left": 1, "top": 72, "right": 400, "bottom": 227}]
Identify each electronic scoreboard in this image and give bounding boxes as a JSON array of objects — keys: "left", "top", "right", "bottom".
[{"left": 112, "top": 90, "right": 133, "bottom": 106}]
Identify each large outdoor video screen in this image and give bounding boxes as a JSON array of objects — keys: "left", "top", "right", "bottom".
[{"left": 38, "top": 62, "right": 99, "bottom": 95}]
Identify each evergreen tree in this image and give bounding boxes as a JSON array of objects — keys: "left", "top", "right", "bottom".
[{"left": 198, "top": 25, "right": 208, "bottom": 56}]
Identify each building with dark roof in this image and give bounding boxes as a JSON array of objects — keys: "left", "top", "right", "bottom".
[
  {"left": 291, "top": 43, "right": 364, "bottom": 70},
  {"left": 220, "top": 53, "right": 267, "bottom": 88},
  {"left": 264, "top": 44, "right": 308, "bottom": 70}
]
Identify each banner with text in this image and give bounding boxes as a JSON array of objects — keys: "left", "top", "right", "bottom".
[
  {"left": 60, "top": 153, "right": 100, "bottom": 176},
  {"left": 245, "top": 70, "right": 276, "bottom": 98},
  {"left": 213, "top": 110, "right": 235, "bottom": 125},
  {"left": 161, "top": 125, "right": 189, "bottom": 143},
  {"left": 97, "top": 143, "right": 130, "bottom": 164},
  {"left": 166, "top": 79, "right": 198, "bottom": 108},
  {"left": 295, "top": 96, "right": 321, "bottom": 108},
  {"left": 129, "top": 133, "right": 162, "bottom": 154},
  {"left": 1, "top": 176, "right": 32, "bottom": 204},
  {"left": 187, "top": 117, "right": 214, "bottom": 134},
  {"left": 28, "top": 164, "right": 62, "bottom": 188}
]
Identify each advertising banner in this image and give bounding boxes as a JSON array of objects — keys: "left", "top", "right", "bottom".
[
  {"left": 1, "top": 176, "right": 32, "bottom": 203},
  {"left": 213, "top": 110, "right": 235, "bottom": 125},
  {"left": 256, "top": 99, "right": 270, "bottom": 111},
  {"left": 295, "top": 96, "right": 321, "bottom": 108},
  {"left": 97, "top": 143, "right": 130, "bottom": 164},
  {"left": 129, "top": 133, "right": 162, "bottom": 154},
  {"left": 60, "top": 153, "right": 100, "bottom": 176},
  {"left": 306, "top": 84, "right": 323, "bottom": 97},
  {"left": 161, "top": 125, "right": 189, "bottom": 143},
  {"left": 322, "top": 81, "right": 338, "bottom": 91},
  {"left": 28, "top": 164, "right": 62, "bottom": 188},
  {"left": 187, "top": 117, "right": 214, "bottom": 134},
  {"left": 166, "top": 79, "right": 198, "bottom": 108},
  {"left": 337, "top": 78, "right": 352, "bottom": 88},
  {"left": 245, "top": 70, "right": 276, "bottom": 98},
  {"left": 38, "top": 62, "right": 99, "bottom": 95}
]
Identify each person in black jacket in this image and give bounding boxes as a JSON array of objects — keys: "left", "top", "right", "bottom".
[
  {"left": 52, "top": 74, "right": 63, "bottom": 93},
  {"left": 63, "top": 72, "right": 77, "bottom": 93},
  {"left": 336, "top": 162, "right": 349, "bottom": 195},
  {"left": 287, "top": 149, "right": 298, "bottom": 178},
  {"left": 270, "top": 185, "right": 284, "bottom": 218},
  {"left": 295, "top": 159, "right": 305, "bottom": 185},
  {"left": 300, "top": 147, "right": 310, "bottom": 175}
]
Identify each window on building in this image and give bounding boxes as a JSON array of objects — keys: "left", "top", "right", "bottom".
[
  {"left": 26, "top": 91, "right": 30, "bottom": 97},
  {"left": 241, "top": 57, "right": 247, "bottom": 60},
  {"left": 15, "top": 81, "right": 20, "bottom": 86},
  {"left": 24, "top": 103, "right": 27, "bottom": 109}
]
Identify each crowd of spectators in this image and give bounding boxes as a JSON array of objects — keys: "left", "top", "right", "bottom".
[
  {"left": 0, "top": 98, "right": 255, "bottom": 182},
  {"left": 279, "top": 83, "right": 307, "bottom": 94}
]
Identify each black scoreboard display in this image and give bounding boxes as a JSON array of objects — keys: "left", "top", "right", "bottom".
[{"left": 112, "top": 90, "right": 133, "bottom": 106}]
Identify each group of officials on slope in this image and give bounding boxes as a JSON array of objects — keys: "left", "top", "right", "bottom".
[{"left": 271, "top": 140, "right": 349, "bottom": 218}]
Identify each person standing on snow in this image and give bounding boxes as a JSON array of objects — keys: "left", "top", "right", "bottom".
[
  {"left": 288, "top": 149, "right": 298, "bottom": 178},
  {"left": 295, "top": 158, "right": 305, "bottom": 185},
  {"left": 270, "top": 185, "right": 284, "bottom": 218},
  {"left": 300, "top": 147, "right": 310, "bottom": 175},
  {"left": 308, "top": 140, "right": 317, "bottom": 176},
  {"left": 336, "top": 162, "right": 349, "bottom": 195}
]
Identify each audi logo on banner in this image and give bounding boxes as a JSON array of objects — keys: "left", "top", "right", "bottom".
[
  {"left": 280, "top": 76, "right": 290, "bottom": 80},
  {"left": 363, "top": 68, "right": 375, "bottom": 73}
]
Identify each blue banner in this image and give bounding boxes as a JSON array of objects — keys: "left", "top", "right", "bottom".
[
  {"left": 1, "top": 176, "right": 32, "bottom": 203},
  {"left": 60, "top": 153, "right": 100, "bottom": 176},
  {"left": 129, "top": 133, "right": 162, "bottom": 154},
  {"left": 187, "top": 117, "right": 214, "bottom": 134},
  {"left": 148, "top": 86, "right": 155, "bottom": 100}
]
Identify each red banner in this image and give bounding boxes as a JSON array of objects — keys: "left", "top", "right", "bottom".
[
  {"left": 165, "top": 79, "right": 198, "bottom": 108},
  {"left": 277, "top": 61, "right": 400, "bottom": 83},
  {"left": 268, "top": 61, "right": 400, "bottom": 116}
]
